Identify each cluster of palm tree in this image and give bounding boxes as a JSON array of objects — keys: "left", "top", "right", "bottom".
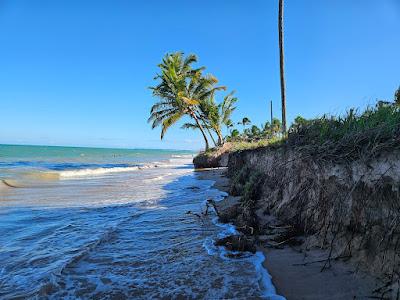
[
  {"left": 148, "top": 52, "right": 237, "bottom": 150},
  {"left": 227, "top": 118, "right": 283, "bottom": 142}
]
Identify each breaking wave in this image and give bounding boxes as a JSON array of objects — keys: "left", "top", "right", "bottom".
[{"left": 58, "top": 166, "right": 141, "bottom": 178}]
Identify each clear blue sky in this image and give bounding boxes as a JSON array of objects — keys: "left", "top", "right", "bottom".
[{"left": 0, "top": 0, "right": 399, "bottom": 150}]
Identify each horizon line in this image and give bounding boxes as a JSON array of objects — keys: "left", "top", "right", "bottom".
[{"left": 0, "top": 143, "right": 196, "bottom": 152}]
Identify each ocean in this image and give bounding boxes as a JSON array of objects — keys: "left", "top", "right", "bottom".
[{"left": 0, "top": 144, "right": 281, "bottom": 299}]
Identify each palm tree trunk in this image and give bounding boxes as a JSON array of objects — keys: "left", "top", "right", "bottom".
[
  {"left": 206, "top": 127, "right": 218, "bottom": 147},
  {"left": 278, "top": 0, "right": 287, "bottom": 133},
  {"left": 190, "top": 111, "right": 210, "bottom": 151},
  {"left": 201, "top": 120, "right": 218, "bottom": 147},
  {"left": 216, "top": 129, "right": 224, "bottom": 146}
]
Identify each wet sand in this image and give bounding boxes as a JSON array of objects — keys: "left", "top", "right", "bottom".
[{"left": 196, "top": 168, "right": 381, "bottom": 300}]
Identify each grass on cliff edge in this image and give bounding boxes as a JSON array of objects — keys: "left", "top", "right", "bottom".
[
  {"left": 205, "top": 102, "right": 400, "bottom": 160},
  {"left": 288, "top": 103, "right": 400, "bottom": 146},
  {"left": 286, "top": 102, "right": 400, "bottom": 161},
  {"left": 201, "top": 137, "right": 284, "bottom": 156},
  {"left": 228, "top": 137, "right": 284, "bottom": 152}
]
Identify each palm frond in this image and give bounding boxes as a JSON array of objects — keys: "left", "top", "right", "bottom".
[
  {"left": 161, "top": 111, "right": 184, "bottom": 139},
  {"left": 180, "top": 96, "right": 200, "bottom": 106},
  {"left": 181, "top": 122, "right": 199, "bottom": 130}
]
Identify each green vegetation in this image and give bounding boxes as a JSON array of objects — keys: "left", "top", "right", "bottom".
[
  {"left": 285, "top": 101, "right": 400, "bottom": 161},
  {"left": 228, "top": 137, "right": 283, "bottom": 152},
  {"left": 226, "top": 118, "right": 282, "bottom": 143},
  {"left": 240, "top": 170, "right": 265, "bottom": 208},
  {"left": 289, "top": 105, "right": 399, "bottom": 146},
  {"left": 203, "top": 87, "right": 400, "bottom": 158}
]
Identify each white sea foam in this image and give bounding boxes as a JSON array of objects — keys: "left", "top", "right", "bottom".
[
  {"left": 58, "top": 162, "right": 167, "bottom": 179},
  {"left": 59, "top": 166, "right": 141, "bottom": 178},
  {"left": 142, "top": 172, "right": 175, "bottom": 183},
  {"left": 171, "top": 154, "right": 193, "bottom": 158},
  {"left": 206, "top": 202, "right": 286, "bottom": 299}
]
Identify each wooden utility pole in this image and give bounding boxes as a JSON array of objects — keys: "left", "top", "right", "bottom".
[{"left": 278, "top": 0, "right": 287, "bottom": 133}]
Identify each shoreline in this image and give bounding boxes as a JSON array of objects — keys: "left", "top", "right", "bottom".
[{"left": 196, "top": 168, "right": 381, "bottom": 300}]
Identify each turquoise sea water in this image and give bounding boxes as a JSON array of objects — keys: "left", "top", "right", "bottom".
[
  {"left": 0, "top": 144, "right": 193, "bottom": 178},
  {"left": 0, "top": 144, "right": 193, "bottom": 162},
  {"left": 0, "top": 144, "right": 283, "bottom": 299}
]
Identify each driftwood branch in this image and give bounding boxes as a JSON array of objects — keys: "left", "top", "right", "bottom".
[{"left": 206, "top": 199, "right": 220, "bottom": 217}]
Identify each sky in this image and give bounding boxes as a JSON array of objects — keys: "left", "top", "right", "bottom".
[{"left": 0, "top": 0, "right": 399, "bottom": 150}]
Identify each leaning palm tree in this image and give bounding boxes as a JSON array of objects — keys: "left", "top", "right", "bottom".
[
  {"left": 149, "top": 52, "right": 225, "bottom": 151},
  {"left": 278, "top": 0, "right": 287, "bottom": 133},
  {"left": 184, "top": 91, "right": 237, "bottom": 146},
  {"left": 149, "top": 52, "right": 210, "bottom": 149}
]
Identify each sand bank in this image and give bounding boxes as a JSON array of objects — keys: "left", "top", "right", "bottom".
[{"left": 196, "top": 168, "right": 381, "bottom": 300}]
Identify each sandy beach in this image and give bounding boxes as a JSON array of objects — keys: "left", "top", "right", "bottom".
[{"left": 196, "top": 168, "right": 382, "bottom": 300}]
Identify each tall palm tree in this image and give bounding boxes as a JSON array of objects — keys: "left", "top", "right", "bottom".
[{"left": 278, "top": 0, "right": 287, "bottom": 133}]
